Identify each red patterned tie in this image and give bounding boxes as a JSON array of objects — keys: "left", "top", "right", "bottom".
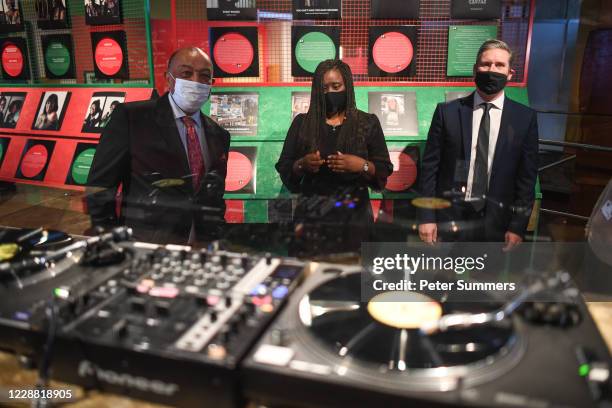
[{"left": 181, "top": 116, "right": 204, "bottom": 190}]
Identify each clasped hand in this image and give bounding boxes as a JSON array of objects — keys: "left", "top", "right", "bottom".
[{"left": 299, "top": 151, "right": 365, "bottom": 173}]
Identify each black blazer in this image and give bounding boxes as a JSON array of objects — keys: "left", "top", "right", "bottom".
[
  {"left": 418, "top": 93, "right": 539, "bottom": 239},
  {"left": 87, "top": 93, "right": 230, "bottom": 243}
]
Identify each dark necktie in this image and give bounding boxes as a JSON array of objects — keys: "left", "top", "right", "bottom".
[
  {"left": 181, "top": 116, "right": 205, "bottom": 190},
  {"left": 471, "top": 102, "right": 492, "bottom": 211}
]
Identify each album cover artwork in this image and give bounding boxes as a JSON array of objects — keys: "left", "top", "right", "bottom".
[
  {"left": 291, "top": 91, "right": 310, "bottom": 119},
  {"left": 0, "top": 91, "right": 25, "bottom": 128},
  {"left": 82, "top": 91, "right": 125, "bottom": 133},
  {"left": 206, "top": 0, "right": 256, "bottom": 20},
  {"left": 0, "top": 0, "right": 23, "bottom": 33},
  {"left": 371, "top": 0, "right": 419, "bottom": 19},
  {"left": 210, "top": 27, "right": 259, "bottom": 78},
  {"left": 85, "top": 0, "right": 122, "bottom": 25},
  {"left": 210, "top": 92, "right": 258, "bottom": 136},
  {"left": 368, "top": 91, "right": 418, "bottom": 136},
  {"left": 225, "top": 146, "right": 256, "bottom": 194},
  {"left": 91, "top": 31, "right": 129, "bottom": 79},
  {"left": 15, "top": 139, "right": 56, "bottom": 181},
  {"left": 292, "top": 0, "right": 341, "bottom": 20},
  {"left": 368, "top": 26, "right": 418, "bottom": 77},
  {"left": 451, "top": 0, "right": 501, "bottom": 19},
  {"left": 42, "top": 34, "right": 75, "bottom": 79},
  {"left": 32, "top": 91, "right": 71, "bottom": 131},
  {"left": 36, "top": 0, "right": 69, "bottom": 29},
  {"left": 65, "top": 143, "right": 97, "bottom": 185},
  {"left": 0, "top": 37, "right": 28, "bottom": 80},
  {"left": 292, "top": 26, "right": 340, "bottom": 77}
]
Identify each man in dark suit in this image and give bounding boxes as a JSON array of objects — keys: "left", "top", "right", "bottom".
[
  {"left": 87, "top": 47, "right": 230, "bottom": 244},
  {"left": 418, "top": 40, "right": 538, "bottom": 248}
]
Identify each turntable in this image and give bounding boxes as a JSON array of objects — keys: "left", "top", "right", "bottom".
[{"left": 243, "top": 265, "right": 611, "bottom": 407}]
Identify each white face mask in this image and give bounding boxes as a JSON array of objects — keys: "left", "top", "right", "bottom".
[{"left": 169, "top": 74, "right": 211, "bottom": 114}]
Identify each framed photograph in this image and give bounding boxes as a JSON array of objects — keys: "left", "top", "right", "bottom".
[
  {"left": 291, "top": 91, "right": 310, "bottom": 119},
  {"left": 31, "top": 91, "right": 71, "bottom": 131},
  {"left": 0, "top": 37, "right": 28, "bottom": 80},
  {"left": 82, "top": 91, "right": 125, "bottom": 133},
  {"left": 0, "top": 91, "right": 25, "bottom": 128},
  {"left": 368, "top": 91, "right": 418, "bottom": 136},
  {"left": 0, "top": 0, "right": 23, "bottom": 33},
  {"left": 35, "top": 0, "right": 69, "bottom": 29},
  {"left": 291, "top": 26, "right": 340, "bottom": 77},
  {"left": 225, "top": 146, "right": 256, "bottom": 194},
  {"left": 368, "top": 26, "right": 418, "bottom": 77},
  {"left": 210, "top": 92, "right": 258, "bottom": 136},
  {"left": 85, "top": 0, "right": 122, "bottom": 26},
  {"left": 206, "top": 0, "right": 256, "bottom": 21},
  {"left": 292, "top": 0, "right": 341, "bottom": 20},
  {"left": 371, "top": 0, "right": 419, "bottom": 19},
  {"left": 91, "top": 30, "right": 129, "bottom": 79},
  {"left": 42, "top": 34, "right": 75, "bottom": 79},
  {"left": 15, "top": 139, "right": 56, "bottom": 181},
  {"left": 210, "top": 26, "right": 259, "bottom": 78},
  {"left": 65, "top": 142, "right": 97, "bottom": 185}
]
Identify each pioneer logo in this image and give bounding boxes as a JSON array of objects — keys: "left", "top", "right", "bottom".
[{"left": 78, "top": 360, "right": 179, "bottom": 396}]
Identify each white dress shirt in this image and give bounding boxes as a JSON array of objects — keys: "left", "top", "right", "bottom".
[{"left": 466, "top": 91, "right": 505, "bottom": 200}]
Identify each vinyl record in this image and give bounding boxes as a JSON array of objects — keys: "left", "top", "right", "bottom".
[
  {"left": 368, "top": 26, "right": 417, "bottom": 77},
  {"left": 225, "top": 149, "right": 255, "bottom": 193},
  {"left": 385, "top": 148, "right": 418, "bottom": 192},
  {"left": 300, "top": 272, "right": 516, "bottom": 370},
  {"left": 0, "top": 227, "right": 72, "bottom": 254},
  {"left": 210, "top": 27, "right": 259, "bottom": 78}
]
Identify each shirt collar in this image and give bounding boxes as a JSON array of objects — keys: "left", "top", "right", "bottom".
[
  {"left": 168, "top": 92, "right": 203, "bottom": 128},
  {"left": 473, "top": 90, "right": 505, "bottom": 111}
]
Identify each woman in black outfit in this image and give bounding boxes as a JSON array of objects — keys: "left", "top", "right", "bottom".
[{"left": 276, "top": 59, "right": 392, "bottom": 250}]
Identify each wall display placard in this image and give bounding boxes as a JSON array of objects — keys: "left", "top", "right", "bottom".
[
  {"left": 292, "top": 26, "right": 340, "bottom": 77},
  {"left": 371, "top": 0, "right": 419, "bottom": 19},
  {"left": 42, "top": 34, "right": 75, "bottom": 79},
  {"left": 210, "top": 92, "right": 258, "bottom": 136},
  {"left": 85, "top": 0, "right": 122, "bottom": 26},
  {"left": 225, "top": 146, "right": 256, "bottom": 193},
  {"left": 384, "top": 145, "right": 419, "bottom": 193},
  {"left": 0, "top": 0, "right": 23, "bottom": 33},
  {"left": 0, "top": 37, "right": 28, "bottom": 80},
  {"left": 82, "top": 91, "right": 125, "bottom": 133},
  {"left": 292, "top": 0, "right": 341, "bottom": 20},
  {"left": 451, "top": 0, "right": 501, "bottom": 19},
  {"left": 447, "top": 25, "right": 498, "bottom": 76},
  {"left": 291, "top": 91, "right": 310, "bottom": 119},
  {"left": 0, "top": 136, "right": 10, "bottom": 168},
  {"left": 446, "top": 90, "right": 471, "bottom": 102},
  {"left": 32, "top": 91, "right": 71, "bottom": 131},
  {"left": 36, "top": 0, "right": 69, "bottom": 29},
  {"left": 368, "top": 26, "right": 418, "bottom": 77},
  {"left": 368, "top": 91, "right": 418, "bottom": 136},
  {"left": 15, "top": 139, "right": 56, "bottom": 181},
  {"left": 206, "top": 0, "right": 256, "bottom": 21},
  {"left": 0, "top": 91, "right": 25, "bottom": 128},
  {"left": 91, "top": 31, "right": 129, "bottom": 79},
  {"left": 65, "top": 142, "right": 96, "bottom": 185},
  {"left": 210, "top": 27, "right": 259, "bottom": 78}
]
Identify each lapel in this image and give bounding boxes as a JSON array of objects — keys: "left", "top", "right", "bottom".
[
  {"left": 490, "top": 97, "right": 512, "bottom": 183},
  {"left": 154, "top": 93, "right": 192, "bottom": 186},
  {"left": 459, "top": 93, "right": 475, "bottom": 166}
]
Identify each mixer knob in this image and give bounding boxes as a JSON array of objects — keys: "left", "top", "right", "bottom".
[
  {"left": 211, "top": 255, "right": 221, "bottom": 265},
  {"left": 265, "top": 253, "right": 272, "bottom": 265}
]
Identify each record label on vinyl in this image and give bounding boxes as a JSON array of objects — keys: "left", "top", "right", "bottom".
[
  {"left": 95, "top": 37, "right": 123, "bottom": 76},
  {"left": 70, "top": 147, "right": 96, "bottom": 185},
  {"left": 295, "top": 32, "right": 336, "bottom": 74},
  {"left": 372, "top": 32, "right": 414, "bottom": 74},
  {"left": 386, "top": 151, "right": 417, "bottom": 191},
  {"left": 213, "top": 32, "right": 254, "bottom": 75},
  {"left": 45, "top": 41, "right": 71, "bottom": 77},
  {"left": 2, "top": 43, "right": 23, "bottom": 77},
  {"left": 20, "top": 144, "right": 48, "bottom": 179},
  {"left": 226, "top": 151, "right": 254, "bottom": 192}
]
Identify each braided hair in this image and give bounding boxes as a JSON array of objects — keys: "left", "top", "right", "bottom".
[{"left": 296, "top": 59, "right": 368, "bottom": 158}]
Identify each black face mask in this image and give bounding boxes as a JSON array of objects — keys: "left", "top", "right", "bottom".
[
  {"left": 325, "top": 90, "right": 347, "bottom": 115},
  {"left": 475, "top": 71, "right": 508, "bottom": 95}
]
